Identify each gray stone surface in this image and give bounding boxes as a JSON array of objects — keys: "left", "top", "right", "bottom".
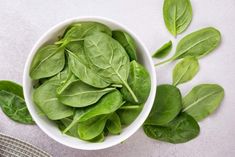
[{"left": 0, "top": 0, "right": 235, "bottom": 156}]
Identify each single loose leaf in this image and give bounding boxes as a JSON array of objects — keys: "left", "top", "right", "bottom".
[
  {"left": 58, "top": 80, "right": 115, "bottom": 107},
  {"left": 182, "top": 84, "right": 224, "bottom": 121},
  {"left": 66, "top": 42, "right": 110, "bottom": 88},
  {"left": 106, "top": 112, "right": 121, "bottom": 135},
  {"left": 152, "top": 41, "right": 172, "bottom": 58},
  {"left": 144, "top": 85, "right": 182, "bottom": 125},
  {"left": 30, "top": 45, "right": 65, "bottom": 79},
  {"left": 0, "top": 91, "right": 34, "bottom": 124},
  {"left": 112, "top": 30, "right": 137, "bottom": 61},
  {"left": 173, "top": 57, "right": 199, "bottom": 86},
  {"left": 0, "top": 80, "right": 24, "bottom": 98},
  {"left": 156, "top": 27, "right": 221, "bottom": 66},
  {"left": 163, "top": 0, "right": 192, "bottom": 36},
  {"left": 121, "top": 61, "right": 151, "bottom": 104},
  {"left": 33, "top": 80, "right": 73, "bottom": 120},
  {"left": 84, "top": 32, "right": 138, "bottom": 102},
  {"left": 143, "top": 113, "right": 200, "bottom": 144}
]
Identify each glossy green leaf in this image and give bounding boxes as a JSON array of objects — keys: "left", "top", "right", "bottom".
[
  {"left": 117, "top": 102, "right": 143, "bottom": 125},
  {"left": 173, "top": 57, "right": 199, "bottom": 86},
  {"left": 66, "top": 42, "right": 110, "bottom": 88},
  {"left": 58, "top": 118, "right": 79, "bottom": 137},
  {"left": 163, "top": 0, "right": 192, "bottom": 36},
  {"left": 0, "top": 80, "right": 24, "bottom": 98},
  {"left": 152, "top": 41, "right": 172, "bottom": 58},
  {"left": 59, "top": 22, "right": 112, "bottom": 44},
  {"left": 84, "top": 32, "right": 138, "bottom": 102},
  {"left": 143, "top": 113, "right": 200, "bottom": 144},
  {"left": 106, "top": 112, "right": 121, "bottom": 135},
  {"left": 30, "top": 45, "right": 65, "bottom": 79},
  {"left": 144, "top": 84, "right": 182, "bottom": 125},
  {"left": 112, "top": 30, "right": 137, "bottom": 61},
  {"left": 58, "top": 80, "right": 115, "bottom": 107},
  {"left": 33, "top": 80, "right": 74, "bottom": 120},
  {"left": 78, "top": 90, "right": 123, "bottom": 122},
  {"left": 182, "top": 84, "right": 224, "bottom": 121},
  {"left": 78, "top": 115, "right": 109, "bottom": 140},
  {"left": 0, "top": 91, "right": 34, "bottom": 124},
  {"left": 88, "top": 132, "right": 105, "bottom": 143},
  {"left": 156, "top": 27, "right": 221, "bottom": 66},
  {"left": 121, "top": 61, "right": 151, "bottom": 104}
]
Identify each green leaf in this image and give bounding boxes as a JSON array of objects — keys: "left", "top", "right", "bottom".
[
  {"left": 106, "top": 112, "right": 121, "bottom": 135},
  {"left": 152, "top": 41, "right": 172, "bottom": 58},
  {"left": 163, "top": 0, "right": 192, "bottom": 36},
  {"left": 88, "top": 132, "right": 105, "bottom": 143},
  {"left": 117, "top": 102, "right": 143, "bottom": 125},
  {"left": 0, "top": 91, "right": 34, "bottom": 124},
  {"left": 58, "top": 80, "right": 115, "bottom": 107},
  {"left": 78, "top": 115, "right": 109, "bottom": 140},
  {"left": 144, "top": 84, "right": 182, "bottom": 125},
  {"left": 58, "top": 118, "right": 79, "bottom": 137},
  {"left": 30, "top": 45, "right": 65, "bottom": 79},
  {"left": 66, "top": 42, "right": 110, "bottom": 88},
  {"left": 33, "top": 80, "right": 74, "bottom": 120},
  {"left": 84, "top": 32, "right": 138, "bottom": 103},
  {"left": 0, "top": 80, "right": 24, "bottom": 98},
  {"left": 173, "top": 57, "right": 199, "bottom": 86},
  {"left": 156, "top": 27, "right": 221, "bottom": 66},
  {"left": 112, "top": 30, "right": 137, "bottom": 61},
  {"left": 59, "top": 22, "right": 112, "bottom": 44},
  {"left": 143, "top": 113, "right": 200, "bottom": 144},
  {"left": 121, "top": 61, "right": 151, "bottom": 104},
  {"left": 182, "top": 84, "right": 224, "bottom": 121},
  {"left": 78, "top": 90, "right": 123, "bottom": 122}
]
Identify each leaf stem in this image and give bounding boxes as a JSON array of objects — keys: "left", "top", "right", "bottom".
[
  {"left": 154, "top": 57, "right": 173, "bottom": 66},
  {"left": 62, "top": 119, "right": 78, "bottom": 134},
  {"left": 119, "top": 105, "right": 140, "bottom": 110},
  {"left": 122, "top": 80, "right": 138, "bottom": 103}
]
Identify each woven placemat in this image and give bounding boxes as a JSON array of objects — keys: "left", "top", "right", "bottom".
[{"left": 0, "top": 133, "right": 51, "bottom": 157}]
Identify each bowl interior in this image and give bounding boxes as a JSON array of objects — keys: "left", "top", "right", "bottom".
[{"left": 23, "top": 17, "right": 157, "bottom": 150}]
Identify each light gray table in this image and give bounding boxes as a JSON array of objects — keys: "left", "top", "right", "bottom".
[{"left": 0, "top": 0, "right": 235, "bottom": 156}]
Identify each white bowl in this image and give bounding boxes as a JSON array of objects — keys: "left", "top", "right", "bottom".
[{"left": 23, "top": 16, "right": 157, "bottom": 150}]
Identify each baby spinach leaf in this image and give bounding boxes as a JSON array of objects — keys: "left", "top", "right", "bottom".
[
  {"left": 62, "top": 90, "right": 122, "bottom": 133},
  {"left": 0, "top": 90, "right": 34, "bottom": 124},
  {"left": 62, "top": 110, "right": 86, "bottom": 134},
  {"left": 78, "top": 90, "right": 123, "bottom": 122},
  {"left": 173, "top": 57, "right": 199, "bottom": 86},
  {"left": 66, "top": 42, "right": 110, "bottom": 88},
  {"left": 156, "top": 27, "right": 221, "bottom": 66},
  {"left": 163, "top": 0, "right": 192, "bottom": 36},
  {"left": 152, "top": 41, "right": 172, "bottom": 58},
  {"left": 78, "top": 115, "right": 109, "bottom": 140},
  {"left": 88, "top": 132, "right": 105, "bottom": 143},
  {"left": 144, "top": 85, "right": 182, "bottom": 125},
  {"left": 112, "top": 30, "right": 137, "bottom": 61},
  {"left": 182, "top": 84, "right": 224, "bottom": 121},
  {"left": 121, "top": 61, "right": 151, "bottom": 104},
  {"left": 0, "top": 80, "right": 24, "bottom": 98},
  {"left": 117, "top": 102, "right": 143, "bottom": 125},
  {"left": 143, "top": 112, "right": 200, "bottom": 144},
  {"left": 59, "top": 22, "right": 112, "bottom": 45},
  {"left": 33, "top": 80, "right": 74, "bottom": 120},
  {"left": 106, "top": 112, "right": 121, "bottom": 135},
  {"left": 30, "top": 45, "right": 65, "bottom": 79},
  {"left": 58, "top": 80, "right": 115, "bottom": 107},
  {"left": 58, "top": 118, "right": 79, "bottom": 137},
  {"left": 84, "top": 32, "right": 138, "bottom": 103}
]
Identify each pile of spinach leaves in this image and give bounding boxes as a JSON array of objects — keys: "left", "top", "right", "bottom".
[
  {"left": 30, "top": 22, "right": 151, "bottom": 142},
  {"left": 144, "top": 0, "right": 224, "bottom": 144}
]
